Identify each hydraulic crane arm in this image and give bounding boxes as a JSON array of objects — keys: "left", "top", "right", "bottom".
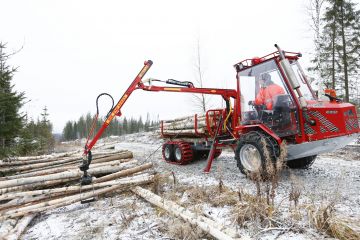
[
  {"left": 80, "top": 60, "right": 238, "bottom": 184},
  {"left": 80, "top": 60, "right": 153, "bottom": 184},
  {"left": 83, "top": 60, "right": 153, "bottom": 155},
  {"left": 139, "top": 81, "right": 237, "bottom": 100}
]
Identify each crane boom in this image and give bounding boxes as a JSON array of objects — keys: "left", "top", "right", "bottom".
[{"left": 80, "top": 60, "right": 238, "bottom": 184}]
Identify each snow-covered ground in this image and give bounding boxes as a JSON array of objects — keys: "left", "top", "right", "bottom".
[{"left": 22, "top": 132, "right": 360, "bottom": 240}]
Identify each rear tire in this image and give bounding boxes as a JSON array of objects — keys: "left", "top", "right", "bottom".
[
  {"left": 286, "top": 155, "right": 316, "bottom": 169},
  {"left": 235, "top": 132, "right": 279, "bottom": 177},
  {"left": 173, "top": 142, "right": 193, "bottom": 164},
  {"left": 162, "top": 143, "right": 174, "bottom": 161}
]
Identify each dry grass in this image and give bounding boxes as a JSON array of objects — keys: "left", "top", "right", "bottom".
[
  {"left": 143, "top": 144, "right": 360, "bottom": 239},
  {"left": 231, "top": 141, "right": 294, "bottom": 231},
  {"left": 162, "top": 218, "right": 210, "bottom": 240},
  {"left": 118, "top": 212, "right": 138, "bottom": 230},
  {"left": 307, "top": 203, "right": 360, "bottom": 240},
  {"left": 172, "top": 183, "right": 239, "bottom": 208},
  {"left": 232, "top": 190, "right": 276, "bottom": 228}
]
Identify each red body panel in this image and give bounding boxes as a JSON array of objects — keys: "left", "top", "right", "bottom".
[{"left": 301, "top": 101, "right": 359, "bottom": 142}]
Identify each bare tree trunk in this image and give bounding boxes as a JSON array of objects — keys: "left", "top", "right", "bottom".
[
  {"left": 331, "top": 3, "right": 337, "bottom": 90},
  {"left": 192, "top": 39, "right": 208, "bottom": 113},
  {"left": 340, "top": 1, "right": 349, "bottom": 102}
]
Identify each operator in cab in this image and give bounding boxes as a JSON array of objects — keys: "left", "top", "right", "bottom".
[{"left": 250, "top": 72, "right": 285, "bottom": 110}]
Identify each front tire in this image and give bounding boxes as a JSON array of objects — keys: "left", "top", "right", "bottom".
[
  {"left": 286, "top": 155, "right": 316, "bottom": 169},
  {"left": 235, "top": 132, "right": 279, "bottom": 177}
]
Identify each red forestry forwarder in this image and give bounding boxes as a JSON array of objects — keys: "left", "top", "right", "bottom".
[{"left": 79, "top": 44, "right": 360, "bottom": 184}]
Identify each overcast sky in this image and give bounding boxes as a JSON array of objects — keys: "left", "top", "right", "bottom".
[{"left": 2, "top": 0, "right": 356, "bottom": 133}]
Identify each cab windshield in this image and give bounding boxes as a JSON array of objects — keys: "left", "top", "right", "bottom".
[
  {"left": 290, "top": 61, "right": 316, "bottom": 100},
  {"left": 238, "top": 60, "right": 299, "bottom": 137}
]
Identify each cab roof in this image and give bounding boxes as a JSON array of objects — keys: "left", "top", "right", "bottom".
[{"left": 233, "top": 51, "right": 302, "bottom": 72}]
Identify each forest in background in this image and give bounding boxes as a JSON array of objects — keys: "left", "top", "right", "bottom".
[{"left": 62, "top": 113, "right": 159, "bottom": 141}]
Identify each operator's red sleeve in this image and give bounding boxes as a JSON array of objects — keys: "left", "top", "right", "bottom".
[
  {"left": 265, "top": 84, "right": 286, "bottom": 110},
  {"left": 254, "top": 88, "right": 266, "bottom": 106}
]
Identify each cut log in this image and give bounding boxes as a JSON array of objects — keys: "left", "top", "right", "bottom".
[
  {"left": 0, "top": 151, "right": 124, "bottom": 167},
  {"left": 162, "top": 121, "right": 207, "bottom": 130},
  {"left": 158, "top": 128, "right": 207, "bottom": 135},
  {"left": 1, "top": 158, "right": 133, "bottom": 181},
  {"left": 0, "top": 160, "right": 138, "bottom": 189},
  {"left": 0, "top": 175, "right": 154, "bottom": 220},
  {"left": 3, "top": 160, "right": 81, "bottom": 176},
  {"left": 6, "top": 150, "right": 80, "bottom": 161},
  {"left": 91, "top": 151, "right": 133, "bottom": 164},
  {"left": 163, "top": 114, "right": 205, "bottom": 123},
  {"left": 0, "top": 157, "right": 72, "bottom": 167},
  {"left": 163, "top": 117, "right": 206, "bottom": 126},
  {"left": 0, "top": 151, "right": 133, "bottom": 175},
  {"left": 0, "top": 161, "right": 79, "bottom": 180},
  {"left": 0, "top": 157, "right": 83, "bottom": 174},
  {"left": 0, "top": 174, "right": 152, "bottom": 212},
  {"left": 0, "top": 177, "right": 80, "bottom": 195},
  {"left": 4, "top": 214, "right": 36, "bottom": 240},
  {"left": 0, "top": 218, "right": 18, "bottom": 237},
  {"left": 0, "top": 194, "right": 65, "bottom": 212},
  {"left": 93, "top": 163, "right": 153, "bottom": 183},
  {"left": 132, "top": 186, "right": 247, "bottom": 240},
  {"left": 0, "top": 173, "right": 152, "bottom": 202}
]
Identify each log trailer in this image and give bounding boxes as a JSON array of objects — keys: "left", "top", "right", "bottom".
[{"left": 80, "top": 44, "right": 360, "bottom": 184}]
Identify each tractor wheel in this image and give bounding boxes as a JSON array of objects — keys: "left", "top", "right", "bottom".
[
  {"left": 286, "top": 155, "right": 317, "bottom": 169},
  {"left": 162, "top": 143, "right": 174, "bottom": 162},
  {"left": 235, "top": 132, "right": 279, "bottom": 177},
  {"left": 173, "top": 142, "right": 194, "bottom": 165}
]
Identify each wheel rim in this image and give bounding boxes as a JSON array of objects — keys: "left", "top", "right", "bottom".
[
  {"left": 240, "top": 144, "right": 262, "bottom": 172},
  {"left": 175, "top": 147, "right": 182, "bottom": 162},
  {"left": 164, "top": 146, "right": 171, "bottom": 159}
]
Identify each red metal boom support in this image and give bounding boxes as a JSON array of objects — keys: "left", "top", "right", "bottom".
[
  {"left": 84, "top": 60, "right": 237, "bottom": 156},
  {"left": 83, "top": 60, "right": 153, "bottom": 155}
]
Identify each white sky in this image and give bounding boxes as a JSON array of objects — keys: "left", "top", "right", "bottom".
[{"left": 1, "top": 0, "right": 348, "bottom": 133}]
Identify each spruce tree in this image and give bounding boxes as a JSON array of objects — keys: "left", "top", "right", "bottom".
[
  {"left": 0, "top": 43, "right": 25, "bottom": 157},
  {"left": 313, "top": 0, "right": 360, "bottom": 101},
  {"left": 38, "top": 106, "right": 54, "bottom": 154},
  {"left": 17, "top": 118, "right": 39, "bottom": 155},
  {"left": 63, "top": 121, "right": 74, "bottom": 141},
  {"left": 144, "top": 113, "right": 151, "bottom": 131}
]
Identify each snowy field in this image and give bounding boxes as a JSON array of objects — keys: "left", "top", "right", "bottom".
[{"left": 20, "top": 132, "right": 360, "bottom": 240}]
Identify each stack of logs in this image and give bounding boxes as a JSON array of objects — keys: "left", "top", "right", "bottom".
[
  {"left": 159, "top": 114, "right": 209, "bottom": 136},
  {"left": 0, "top": 149, "right": 154, "bottom": 240}
]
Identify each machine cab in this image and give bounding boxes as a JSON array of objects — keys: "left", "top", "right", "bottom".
[{"left": 236, "top": 53, "right": 316, "bottom": 138}]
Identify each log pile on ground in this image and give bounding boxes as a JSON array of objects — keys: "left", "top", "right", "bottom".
[
  {"left": 158, "top": 114, "right": 210, "bottom": 136},
  {"left": 0, "top": 149, "right": 155, "bottom": 239}
]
